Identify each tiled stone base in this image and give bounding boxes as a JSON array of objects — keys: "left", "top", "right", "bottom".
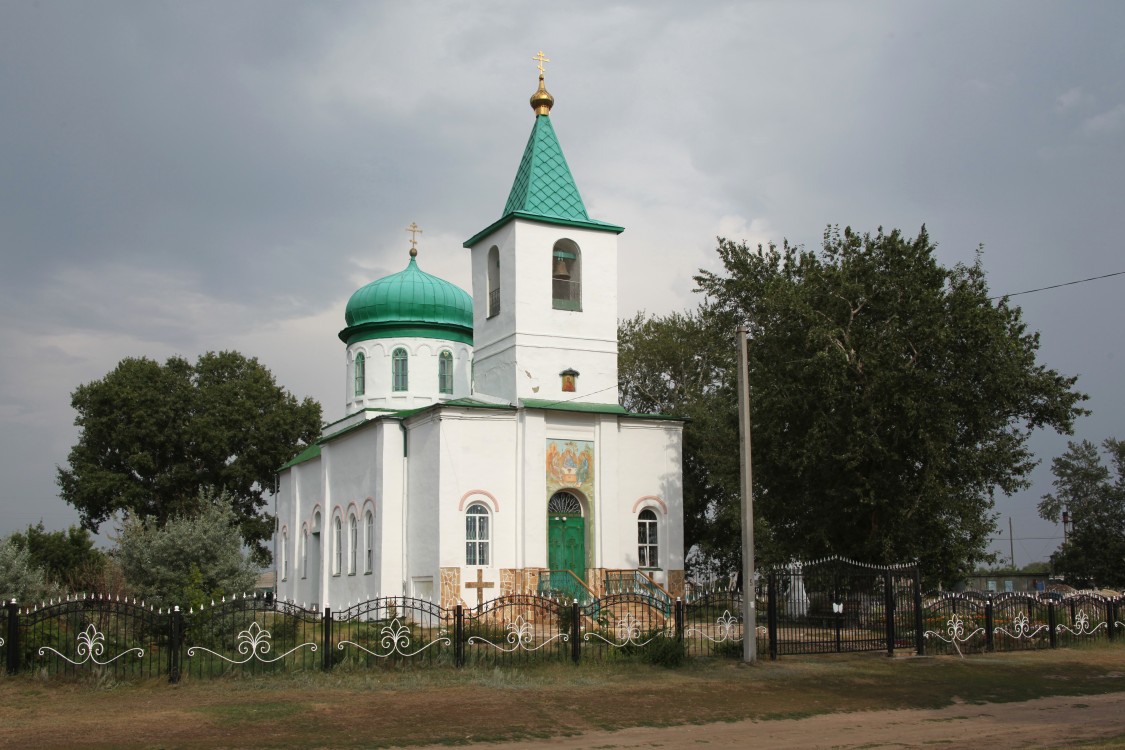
[
  {"left": 439, "top": 567, "right": 462, "bottom": 609},
  {"left": 668, "top": 569, "right": 685, "bottom": 599}
]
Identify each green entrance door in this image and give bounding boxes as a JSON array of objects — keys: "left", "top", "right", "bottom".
[{"left": 548, "top": 515, "right": 586, "bottom": 581}]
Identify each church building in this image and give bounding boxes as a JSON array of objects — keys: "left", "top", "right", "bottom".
[{"left": 273, "top": 65, "right": 685, "bottom": 610}]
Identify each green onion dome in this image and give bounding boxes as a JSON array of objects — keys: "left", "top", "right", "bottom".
[{"left": 339, "top": 256, "right": 473, "bottom": 346}]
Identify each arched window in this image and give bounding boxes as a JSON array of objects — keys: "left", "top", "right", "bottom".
[
  {"left": 638, "top": 509, "right": 658, "bottom": 568},
  {"left": 465, "top": 504, "right": 490, "bottom": 566},
  {"left": 332, "top": 516, "right": 342, "bottom": 576},
  {"left": 281, "top": 530, "right": 288, "bottom": 581},
  {"left": 438, "top": 350, "right": 453, "bottom": 394},
  {"left": 354, "top": 352, "right": 365, "bottom": 397},
  {"left": 551, "top": 239, "right": 581, "bottom": 311},
  {"left": 392, "top": 348, "right": 409, "bottom": 391},
  {"left": 487, "top": 246, "right": 500, "bottom": 318},
  {"left": 348, "top": 513, "right": 358, "bottom": 575},
  {"left": 364, "top": 509, "right": 374, "bottom": 574},
  {"left": 301, "top": 528, "right": 308, "bottom": 579}
]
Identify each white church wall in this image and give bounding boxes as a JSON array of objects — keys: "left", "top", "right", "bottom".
[
  {"left": 615, "top": 420, "right": 686, "bottom": 587},
  {"left": 516, "top": 409, "right": 548, "bottom": 570},
  {"left": 405, "top": 412, "right": 442, "bottom": 598},
  {"left": 432, "top": 409, "right": 520, "bottom": 605},
  {"left": 320, "top": 427, "right": 382, "bottom": 608},
  {"left": 376, "top": 421, "right": 406, "bottom": 599}
]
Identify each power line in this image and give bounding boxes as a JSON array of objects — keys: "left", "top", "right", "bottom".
[{"left": 990, "top": 270, "right": 1125, "bottom": 300}]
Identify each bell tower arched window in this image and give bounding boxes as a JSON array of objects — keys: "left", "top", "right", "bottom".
[
  {"left": 354, "top": 352, "right": 365, "bottom": 397},
  {"left": 551, "top": 239, "right": 581, "bottom": 311},
  {"left": 392, "top": 348, "right": 409, "bottom": 391},
  {"left": 487, "top": 246, "right": 500, "bottom": 318}
]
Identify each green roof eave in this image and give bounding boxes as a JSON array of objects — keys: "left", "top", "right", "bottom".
[
  {"left": 519, "top": 399, "right": 686, "bottom": 421},
  {"left": 463, "top": 212, "right": 624, "bottom": 249},
  {"left": 339, "top": 321, "right": 473, "bottom": 346},
  {"left": 279, "top": 442, "right": 321, "bottom": 470}
]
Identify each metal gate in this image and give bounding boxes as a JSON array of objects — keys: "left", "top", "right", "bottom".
[{"left": 767, "top": 557, "right": 920, "bottom": 657}]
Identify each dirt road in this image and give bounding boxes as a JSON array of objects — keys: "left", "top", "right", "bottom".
[{"left": 411, "top": 691, "right": 1125, "bottom": 749}]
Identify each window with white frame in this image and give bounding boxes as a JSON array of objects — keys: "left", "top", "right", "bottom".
[
  {"left": 392, "top": 347, "right": 409, "bottom": 391},
  {"left": 638, "top": 509, "right": 658, "bottom": 568},
  {"left": 281, "top": 530, "right": 288, "bottom": 581},
  {"left": 348, "top": 514, "right": 358, "bottom": 575},
  {"left": 364, "top": 509, "right": 374, "bottom": 574},
  {"left": 465, "top": 503, "right": 490, "bottom": 566},
  {"left": 333, "top": 516, "right": 342, "bottom": 575},
  {"left": 354, "top": 352, "right": 365, "bottom": 397},
  {"left": 438, "top": 350, "right": 453, "bottom": 394}
]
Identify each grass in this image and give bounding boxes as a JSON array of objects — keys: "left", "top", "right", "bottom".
[{"left": 1, "top": 645, "right": 1125, "bottom": 748}]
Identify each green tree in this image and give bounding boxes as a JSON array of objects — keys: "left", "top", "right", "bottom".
[
  {"left": 117, "top": 489, "right": 259, "bottom": 609},
  {"left": 57, "top": 351, "right": 322, "bottom": 563},
  {"left": 620, "top": 226, "right": 1086, "bottom": 584},
  {"left": 8, "top": 522, "right": 106, "bottom": 590},
  {"left": 0, "top": 538, "right": 55, "bottom": 604},
  {"left": 1038, "top": 438, "right": 1125, "bottom": 588}
]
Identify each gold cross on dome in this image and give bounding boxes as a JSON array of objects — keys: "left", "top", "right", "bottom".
[
  {"left": 532, "top": 50, "right": 550, "bottom": 76},
  {"left": 405, "top": 222, "right": 422, "bottom": 256}
]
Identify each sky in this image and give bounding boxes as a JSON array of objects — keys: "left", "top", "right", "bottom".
[{"left": 2, "top": 1, "right": 1122, "bottom": 569}]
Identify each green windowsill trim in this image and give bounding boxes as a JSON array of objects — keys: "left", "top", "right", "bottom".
[
  {"left": 551, "top": 299, "right": 582, "bottom": 311},
  {"left": 463, "top": 212, "right": 624, "bottom": 248}
]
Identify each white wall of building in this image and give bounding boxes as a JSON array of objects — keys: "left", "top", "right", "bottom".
[{"left": 346, "top": 338, "right": 472, "bottom": 414}]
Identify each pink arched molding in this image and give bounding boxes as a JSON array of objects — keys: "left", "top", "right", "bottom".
[{"left": 458, "top": 489, "right": 500, "bottom": 512}]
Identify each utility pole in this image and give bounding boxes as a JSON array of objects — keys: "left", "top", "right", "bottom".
[{"left": 737, "top": 326, "right": 757, "bottom": 663}]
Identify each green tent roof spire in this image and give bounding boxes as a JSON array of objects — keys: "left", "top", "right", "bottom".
[
  {"left": 463, "top": 72, "right": 622, "bottom": 248},
  {"left": 502, "top": 114, "right": 591, "bottom": 223}
]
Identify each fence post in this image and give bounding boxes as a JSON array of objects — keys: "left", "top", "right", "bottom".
[
  {"left": 570, "top": 601, "right": 580, "bottom": 664},
  {"left": 984, "top": 596, "right": 994, "bottom": 652},
  {"left": 674, "top": 598, "right": 683, "bottom": 643},
  {"left": 1108, "top": 600, "right": 1117, "bottom": 643},
  {"left": 168, "top": 606, "right": 182, "bottom": 684},
  {"left": 454, "top": 605, "right": 464, "bottom": 667},
  {"left": 5, "top": 599, "right": 18, "bottom": 674},
  {"left": 913, "top": 568, "right": 925, "bottom": 656},
  {"left": 1048, "top": 602, "right": 1057, "bottom": 648},
  {"left": 767, "top": 571, "right": 778, "bottom": 661},
  {"left": 884, "top": 570, "right": 895, "bottom": 657},
  {"left": 322, "top": 607, "right": 333, "bottom": 670}
]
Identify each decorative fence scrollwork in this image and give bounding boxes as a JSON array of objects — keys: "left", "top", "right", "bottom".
[{"left": 4, "top": 573, "right": 1124, "bottom": 681}]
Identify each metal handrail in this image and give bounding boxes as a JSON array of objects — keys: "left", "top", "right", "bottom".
[{"left": 537, "top": 569, "right": 596, "bottom": 602}]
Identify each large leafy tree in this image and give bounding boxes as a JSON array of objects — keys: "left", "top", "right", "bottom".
[
  {"left": 1038, "top": 438, "right": 1125, "bottom": 588},
  {"left": 58, "top": 351, "right": 322, "bottom": 563},
  {"left": 620, "top": 226, "right": 1086, "bottom": 584}
]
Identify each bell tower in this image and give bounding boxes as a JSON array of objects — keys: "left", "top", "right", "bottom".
[{"left": 464, "top": 57, "right": 624, "bottom": 406}]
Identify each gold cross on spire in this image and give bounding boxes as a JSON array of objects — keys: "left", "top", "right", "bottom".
[
  {"left": 532, "top": 50, "right": 550, "bottom": 77},
  {"left": 406, "top": 222, "right": 422, "bottom": 257}
]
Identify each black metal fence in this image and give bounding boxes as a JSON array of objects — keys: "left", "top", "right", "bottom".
[{"left": 4, "top": 560, "right": 1123, "bottom": 681}]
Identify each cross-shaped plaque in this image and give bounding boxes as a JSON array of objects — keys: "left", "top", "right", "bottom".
[{"left": 465, "top": 568, "right": 495, "bottom": 607}]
